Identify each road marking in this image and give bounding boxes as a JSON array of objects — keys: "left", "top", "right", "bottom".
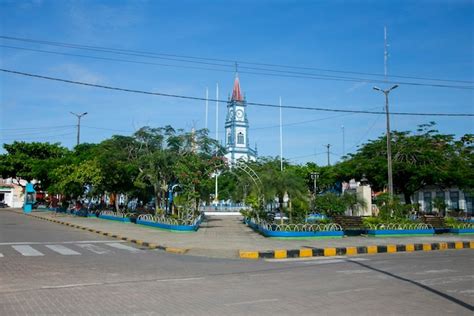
[
  {"left": 45, "top": 245, "right": 81, "bottom": 256},
  {"left": 336, "top": 269, "right": 370, "bottom": 274},
  {"left": 225, "top": 298, "right": 279, "bottom": 306},
  {"left": 327, "top": 287, "right": 374, "bottom": 295},
  {"left": 414, "top": 269, "right": 456, "bottom": 275},
  {"left": 41, "top": 283, "right": 102, "bottom": 289},
  {"left": 420, "top": 275, "right": 474, "bottom": 286},
  {"left": 0, "top": 253, "right": 3, "bottom": 257},
  {"left": 12, "top": 245, "right": 44, "bottom": 256},
  {"left": 155, "top": 277, "right": 204, "bottom": 282},
  {"left": 0, "top": 240, "right": 125, "bottom": 246},
  {"left": 265, "top": 256, "right": 369, "bottom": 264},
  {"left": 106, "top": 242, "right": 142, "bottom": 253},
  {"left": 76, "top": 243, "right": 112, "bottom": 254}
]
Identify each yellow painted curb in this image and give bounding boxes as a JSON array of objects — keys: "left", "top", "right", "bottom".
[
  {"left": 299, "top": 248, "right": 313, "bottom": 257},
  {"left": 423, "top": 244, "right": 432, "bottom": 251},
  {"left": 387, "top": 245, "right": 397, "bottom": 253},
  {"left": 274, "top": 250, "right": 287, "bottom": 259},
  {"left": 455, "top": 241, "right": 463, "bottom": 249},
  {"left": 439, "top": 242, "right": 448, "bottom": 250},
  {"left": 239, "top": 251, "right": 259, "bottom": 259},
  {"left": 470, "top": 241, "right": 474, "bottom": 249},
  {"left": 165, "top": 247, "right": 188, "bottom": 254},
  {"left": 346, "top": 247, "right": 357, "bottom": 255},
  {"left": 135, "top": 240, "right": 144, "bottom": 246},
  {"left": 148, "top": 243, "right": 158, "bottom": 249},
  {"left": 324, "top": 248, "right": 336, "bottom": 256},
  {"left": 367, "top": 246, "right": 378, "bottom": 254},
  {"left": 406, "top": 244, "right": 415, "bottom": 252}
]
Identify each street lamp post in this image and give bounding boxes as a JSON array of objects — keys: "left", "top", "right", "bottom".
[
  {"left": 373, "top": 85, "right": 398, "bottom": 198},
  {"left": 70, "top": 112, "right": 88, "bottom": 146}
]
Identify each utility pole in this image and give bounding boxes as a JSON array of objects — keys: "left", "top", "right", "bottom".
[
  {"left": 326, "top": 144, "right": 331, "bottom": 166},
  {"left": 373, "top": 85, "right": 398, "bottom": 197},
  {"left": 342, "top": 125, "right": 345, "bottom": 157},
  {"left": 372, "top": 27, "right": 398, "bottom": 198},
  {"left": 70, "top": 112, "right": 87, "bottom": 146},
  {"left": 279, "top": 96, "right": 283, "bottom": 172}
]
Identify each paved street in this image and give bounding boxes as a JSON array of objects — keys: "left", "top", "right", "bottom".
[{"left": 1, "top": 210, "right": 473, "bottom": 315}]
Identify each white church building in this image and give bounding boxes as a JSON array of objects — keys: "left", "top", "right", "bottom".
[{"left": 224, "top": 75, "right": 257, "bottom": 164}]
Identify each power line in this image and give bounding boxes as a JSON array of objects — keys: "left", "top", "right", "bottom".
[
  {"left": 1, "top": 68, "right": 473, "bottom": 117},
  {"left": 2, "top": 44, "right": 473, "bottom": 90},
  {"left": 2, "top": 34, "right": 472, "bottom": 85}
]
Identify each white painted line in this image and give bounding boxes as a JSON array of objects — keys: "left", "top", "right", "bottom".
[
  {"left": 414, "top": 269, "right": 456, "bottom": 275},
  {"left": 0, "top": 240, "right": 125, "bottom": 246},
  {"left": 41, "top": 282, "right": 102, "bottom": 289},
  {"left": 327, "top": 287, "right": 374, "bottom": 295},
  {"left": 225, "top": 298, "right": 279, "bottom": 306},
  {"left": 12, "top": 245, "right": 44, "bottom": 256},
  {"left": 0, "top": 253, "right": 3, "bottom": 257},
  {"left": 76, "top": 243, "right": 112, "bottom": 254},
  {"left": 105, "top": 242, "right": 142, "bottom": 253},
  {"left": 336, "top": 269, "right": 370, "bottom": 274},
  {"left": 156, "top": 277, "right": 204, "bottom": 282},
  {"left": 264, "top": 256, "right": 370, "bottom": 263},
  {"left": 45, "top": 245, "right": 81, "bottom": 256}
]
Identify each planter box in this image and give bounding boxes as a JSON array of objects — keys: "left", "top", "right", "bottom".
[
  {"left": 99, "top": 214, "right": 131, "bottom": 223},
  {"left": 244, "top": 218, "right": 343, "bottom": 238},
  {"left": 449, "top": 228, "right": 474, "bottom": 235},
  {"left": 136, "top": 219, "right": 199, "bottom": 232},
  {"left": 367, "top": 229, "right": 435, "bottom": 237}
]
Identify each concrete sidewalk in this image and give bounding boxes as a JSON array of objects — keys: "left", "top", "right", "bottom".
[{"left": 11, "top": 209, "right": 474, "bottom": 259}]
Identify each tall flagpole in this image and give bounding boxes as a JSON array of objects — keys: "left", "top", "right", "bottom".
[
  {"left": 205, "top": 87, "right": 209, "bottom": 130},
  {"left": 214, "top": 83, "right": 219, "bottom": 203},
  {"left": 279, "top": 96, "right": 283, "bottom": 171}
]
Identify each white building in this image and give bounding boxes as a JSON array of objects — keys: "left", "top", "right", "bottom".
[
  {"left": 414, "top": 186, "right": 473, "bottom": 215},
  {"left": 224, "top": 75, "right": 257, "bottom": 164},
  {"left": 0, "top": 178, "right": 26, "bottom": 208}
]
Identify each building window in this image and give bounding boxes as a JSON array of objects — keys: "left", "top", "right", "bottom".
[
  {"left": 466, "top": 193, "right": 473, "bottom": 216},
  {"left": 436, "top": 191, "right": 444, "bottom": 200},
  {"left": 423, "top": 191, "right": 432, "bottom": 213},
  {"left": 227, "top": 133, "right": 231, "bottom": 145},
  {"left": 237, "top": 132, "right": 244, "bottom": 144},
  {"left": 450, "top": 191, "right": 459, "bottom": 210}
]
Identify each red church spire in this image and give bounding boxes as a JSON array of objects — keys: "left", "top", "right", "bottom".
[{"left": 231, "top": 74, "right": 243, "bottom": 101}]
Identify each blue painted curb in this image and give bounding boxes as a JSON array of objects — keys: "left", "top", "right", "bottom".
[
  {"left": 449, "top": 228, "right": 474, "bottom": 234},
  {"left": 136, "top": 219, "right": 199, "bottom": 231},
  {"left": 367, "top": 229, "right": 435, "bottom": 236},
  {"left": 99, "top": 214, "right": 131, "bottom": 222}
]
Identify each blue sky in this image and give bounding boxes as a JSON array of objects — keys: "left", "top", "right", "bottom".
[{"left": 1, "top": 0, "right": 473, "bottom": 165}]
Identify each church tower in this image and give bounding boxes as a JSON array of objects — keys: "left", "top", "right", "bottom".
[{"left": 224, "top": 74, "right": 257, "bottom": 164}]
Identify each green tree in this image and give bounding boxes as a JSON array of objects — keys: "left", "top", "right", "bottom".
[
  {"left": 336, "top": 123, "right": 474, "bottom": 203},
  {"left": 0, "top": 141, "right": 69, "bottom": 189}
]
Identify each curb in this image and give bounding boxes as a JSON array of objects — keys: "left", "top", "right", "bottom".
[
  {"left": 25, "top": 213, "right": 190, "bottom": 255},
  {"left": 239, "top": 241, "right": 474, "bottom": 259}
]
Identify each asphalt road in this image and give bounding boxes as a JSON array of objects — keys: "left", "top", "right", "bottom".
[{"left": 1, "top": 210, "right": 473, "bottom": 315}]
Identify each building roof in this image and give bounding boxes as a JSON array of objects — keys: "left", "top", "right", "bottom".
[{"left": 231, "top": 75, "right": 243, "bottom": 101}]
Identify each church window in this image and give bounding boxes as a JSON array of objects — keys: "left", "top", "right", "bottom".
[
  {"left": 227, "top": 133, "right": 231, "bottom": 145},
  {"left": 237, "top": 132, "right": 244, "bottom": 144}
]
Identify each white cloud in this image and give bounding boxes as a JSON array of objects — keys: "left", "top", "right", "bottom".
[
  {"left": 346, "top": 81, "right": 367, "bottom": 93},
  {"left": 50, "top": 63, "right": 105, "bottom": 84}
]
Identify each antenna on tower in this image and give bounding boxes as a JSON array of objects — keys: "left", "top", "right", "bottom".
[{"left": 384, "top": 26, "right": 389, "bottom": 83}]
